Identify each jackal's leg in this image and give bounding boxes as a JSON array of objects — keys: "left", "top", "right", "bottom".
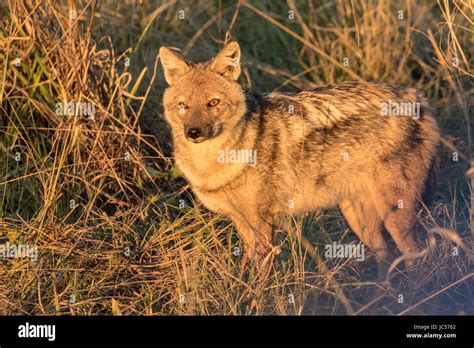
[
  {"left": 339, "top": 199, "right": 394, "bottom": 280},
  {"left": 369, "top": 183, "right": 420, "bottom": 272},
  {"left": 369, "top": 188, "right": 419, "bottom": 257},
  {"left": 231, "top": 214, "right": 274, "bottom": 259}
]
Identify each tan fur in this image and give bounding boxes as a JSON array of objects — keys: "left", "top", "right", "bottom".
[{"left": 159, "top": 42, "right": 440, "bottom": 276}]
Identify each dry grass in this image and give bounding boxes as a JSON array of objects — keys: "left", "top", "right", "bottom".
[{"left": 0, "top": 0, "right": 472, "bottom": 315}]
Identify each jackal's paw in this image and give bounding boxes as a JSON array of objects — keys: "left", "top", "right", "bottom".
[
  {"left": 255, "top": 244, "right": 271, "bottom": 257},
  {"left": 244, "top": 244, "right": 269, "bottom": 260},
  {"left": 255, "top": 244, "right": 281, "bottom": 261}
]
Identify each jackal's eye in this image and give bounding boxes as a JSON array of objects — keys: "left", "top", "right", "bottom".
[{"left": 208, "top": 99, "right": 220, "bottom": 107}]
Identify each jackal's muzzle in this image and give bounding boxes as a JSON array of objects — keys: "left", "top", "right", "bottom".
[{"left": 184, "top": 124, "right": 212, "bottom": 143}]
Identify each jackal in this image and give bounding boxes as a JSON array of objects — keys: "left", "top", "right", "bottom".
[{"left": 159, "top": 42, "right": 440, "bottom": 274}]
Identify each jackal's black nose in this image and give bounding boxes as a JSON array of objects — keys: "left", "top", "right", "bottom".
[{"left": 185, "top": 127, "right": 205, "bottom": 141}]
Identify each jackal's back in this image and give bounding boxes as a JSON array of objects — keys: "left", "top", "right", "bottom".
[{"left": 238, "top": 81, "right": 439, "bottom": 213}]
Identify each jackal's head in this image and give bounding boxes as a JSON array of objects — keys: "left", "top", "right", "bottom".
[{"left": 159, "top": 42, "right": 246, "bottom": 144}]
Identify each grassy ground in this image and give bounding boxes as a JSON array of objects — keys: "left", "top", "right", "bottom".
[{"left": 0, "top": 0, "right": 472, "bottom": 315}]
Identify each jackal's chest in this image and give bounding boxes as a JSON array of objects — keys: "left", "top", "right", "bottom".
[
  {"left": 175, "top": 145, "right": 257, "bottom": 189},
  {"left": 188, "top": 170, "right": 262, "bottom": 216},
  {"left": 192, "top": 189, "right": 233, "bottom": 215}
]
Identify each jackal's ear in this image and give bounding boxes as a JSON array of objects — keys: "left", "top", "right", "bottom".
[
  {"left": 159, "top": 47, "right": 190, "bottom": 85},
  {"left": 210, "top": 41, "right": 241, "bottom": 80}
]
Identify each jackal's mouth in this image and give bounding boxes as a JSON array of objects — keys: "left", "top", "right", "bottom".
[{"left": 209, "top": 123, "right": 224, "bottom": 137}]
